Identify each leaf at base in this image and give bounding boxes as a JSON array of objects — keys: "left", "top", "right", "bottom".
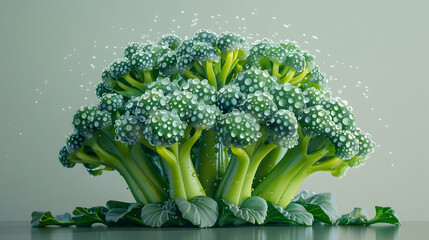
[
  {"left": 72, "top": 206, "right": 109, "bottom": 227},
  {"left": 175, "top": 196, "right": 218, "bottom": 228},
  {"left": 367, "top": 206, "right": 400, "bottom": 226},
  {"left": 265, "top": 202, "right": 313, "bottom": 226},
  {"left": 31, "top": 211, "right": 74, "bottom": 227},
  {"left": 337, "top": 207, "right": 368, "bottom": 225},
  {"left": 292, "top": 190, "right": 339, "bottom": 224},
  {"left": 218, "top": 196, "right": 268, "bottom": 226},
  {"left": 105, "top": 202, "right": 144, "bottom": 225},
  {"left": 141, "top": 200, "right": 184, "bottom": 227}
]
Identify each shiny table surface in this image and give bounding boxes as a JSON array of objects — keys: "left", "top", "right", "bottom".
[{"left": 0, "top": 221, "right": 426, "bottom": 240}]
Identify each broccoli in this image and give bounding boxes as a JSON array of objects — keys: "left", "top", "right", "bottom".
[{"left": 54, "top": 29, "right": 381, "bottom": 227}]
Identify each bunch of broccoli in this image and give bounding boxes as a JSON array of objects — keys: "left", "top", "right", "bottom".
[{"left": 55, "top": 30, "right": 384, "bottom": 227}]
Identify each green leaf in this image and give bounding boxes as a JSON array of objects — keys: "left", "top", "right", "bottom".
[
  {"left": 338, "top": 207, "right": 369, "bottom": 225},
  {"left": 265, "top": 202, "right": 313, "bottom": 226},
  {"left": 175, "top": 196, "right": 219, "bottom": 228},
  {"left": 141, "top": 200, "right": 185, "bottom": 227},
  {"left": 106, "top": 200, "right": 133, "bottom": 209},
  {"left": 72, "top": 206, "right": 109, "bottom": 227},
  {"left": 218, "top": 196, "right": 268, "bottom": 226},
  {"left": 367, "top": 206, "right": 400, "bottom": 226},
  {"left": 292, "top": 190, "right": 339, "bottom": 224},
  {"left": 31, "top": 211, "right": 74, "bottom": 227},
  {"left": 105, "top": 202, "right": 144, "bottom": 225}
]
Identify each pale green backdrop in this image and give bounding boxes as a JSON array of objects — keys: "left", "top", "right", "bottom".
[{"left": 0, "top": 0, "right": 428, "bottom": 221}]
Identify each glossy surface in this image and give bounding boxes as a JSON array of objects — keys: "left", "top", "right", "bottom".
[{"left": 0, "top": 221, "right": 426, "bottom": 240}]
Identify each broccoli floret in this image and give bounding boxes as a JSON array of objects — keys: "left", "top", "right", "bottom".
[
  {"left": 133, "top": 89, "right": 167, "bottom": 121},
  {"left": 279, "top": 52, "right": 306, "bottom": 84},
  {"left": 114, "top": 115, "right": 145, "bottom": 145},
  {"left": 190, "top": 42, "right": 220, "bottom": 88},
  {"left": 279, "top": 40, "right": 301, "bottom": 53},
  {"left": 269, "top": 84, "right": 305, "bottom": 115},
  {"left": 72, "top": 105, "right": 113, "bottom": 138},
  {"left": 176, "top": 39, "right": 194, "bottom": 57},
  {"left": 166, "top": 90, "right": 198, "bottom": 120},
  {"left": 95, "top": 82, "right": 113, "bottom": 99},
  {"left": 302, "top": 87, "right": 327, "bottom": 107},
  {"left": 65, "top": 132, "right": 85, "bottom": 154},
  {"left": 182, "top": 78, "right": 217, "bottom": 105},
  {"left": 158, "top": 34, "right": 182, "bottom": 51},
  {"left": 157, "top": 51, "right": 178, "bottom": 76},
  {"left": 262, "top": 44, "right": 288, "bottom": 77},
  {"left": 232, "top": 67, "right": 278, "bottom": 94},
  {"left": 217, "top": 84, "right": 246, "bottom": 113},
  {"left": 143, "top": 110, "right": 186, "bottom": 147},
  {"left": 99, "top": 93, "right": 125, "bottom": 113},
  {"left": 130, "top": 51, "right": 155, "bottom": 84},
  {"left": 193, "top": 29, "right": 218, "bottom": 47},
  {"left": 322, "top": 97, "right": 355, "bottom": 131},
  {"left": 300, "top": 65, "right": 327, "bottom": 90},
  {"left": 146, "top": 77, "right": 180, "bottom": 96},
  {"left": 124, "top": 42, "right": 145, "bottom": 59},
  {"left": 265, "top": 109, "right": 299, "bottom": 148},
  {"left": 239, "top": 91, "right": 278, "bottom": 123},
  {"left": 347, "top": 128, "right": 375, "bottom": 168},
  {"left": 59, "top": 146, "right": 75, "bottom": 168},
  {"left": 216, "top": 32, "right": 248, "bottom": 87},
  {"left": 216, "top": 110, "right": 260, "bottom": 148},
  {"left": 246, "top": 38, "right": 274, "bottom": 69}
]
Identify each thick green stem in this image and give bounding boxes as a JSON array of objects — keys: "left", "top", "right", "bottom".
[
  {"left": 252, "top": 145, "right": 309, "bottom": 204},
  {"left": 254, "top": 147, "right": 288, "bottom": 183},
  {"left": 289, "top": 67, "right": 310, "bottom": 84},
  {"left": 218, "top": 145, "right": 229, "bottom": 179},
  {"left": 218, "top": 50, "right": 234, "bottom": 88},
  {"left": 280, "top": 65, "right": 290, "bottom": 78},
  {"left": 205, "top": 61, "right": 217, "bottom": 90},
  {"left": 198, "top": 129, "right": 219, "bottom": 197},
  {"left": 115, "top": 142, "right": 167, "bottom": 203},
  {"left": 129, "top": 144, "right": 168, "bottom": 193},
  {"left": 74, "top": 148, "right": 103, "bottom": 166},
  {"left": 272, "top": 62, "right": 280, "bottom": 77},
  {"left": 123, "top": 72, "right": 144, "bottom": 90},
  {"left": 193, "top": 61, "right": 205, "bottom": 76},
  {"left": 184, "top": 70, "right": 203, "bottom": 80},
  {"left": 240, "top": 142, "right": 277, "bottom": 203},
  {"left": 89, "top": 140, "right": 149, "bottom": 204},
  {"left": 179, "top": 128, "right": 206, "bottom": 200},
  {"left": 142, "top": 71, "right": 153, "bottom": 84},
  {"left": 156, "top": 145, "right": 187, "bottom": 199},
  {"left": 280, "top": 68, "right": 296, "bottom": 84},
  {"left": 116, "top": 81, "right": 142, "bottom": 95},
  {"left": 217, "top": 146, "right": 250, "bottom": 206},
  {"left": 310, "top": 157, "right": 343, "bottom": 173},
  {"left": 230, "top": 64, "right": 243, "bottom": 81},
  {"left": 140, "top": 138, "right": 156, "bottom": 152},
  {"left": 277, "top": 164, "right": 312, "bottom": 207},
  {"left": 253, "top": 140, "right": 330, "bottom": 205}
]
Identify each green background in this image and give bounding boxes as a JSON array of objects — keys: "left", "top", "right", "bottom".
[{"left": 0, "top": 0, "right": 427, "bottom": 221}]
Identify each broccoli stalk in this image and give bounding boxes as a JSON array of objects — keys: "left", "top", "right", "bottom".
[
  {"left": 62, "top": 104, "right": 168, "bottom": 204},
  {"left": 58, "top": 30, "right": 377, "bottom": 220}
]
